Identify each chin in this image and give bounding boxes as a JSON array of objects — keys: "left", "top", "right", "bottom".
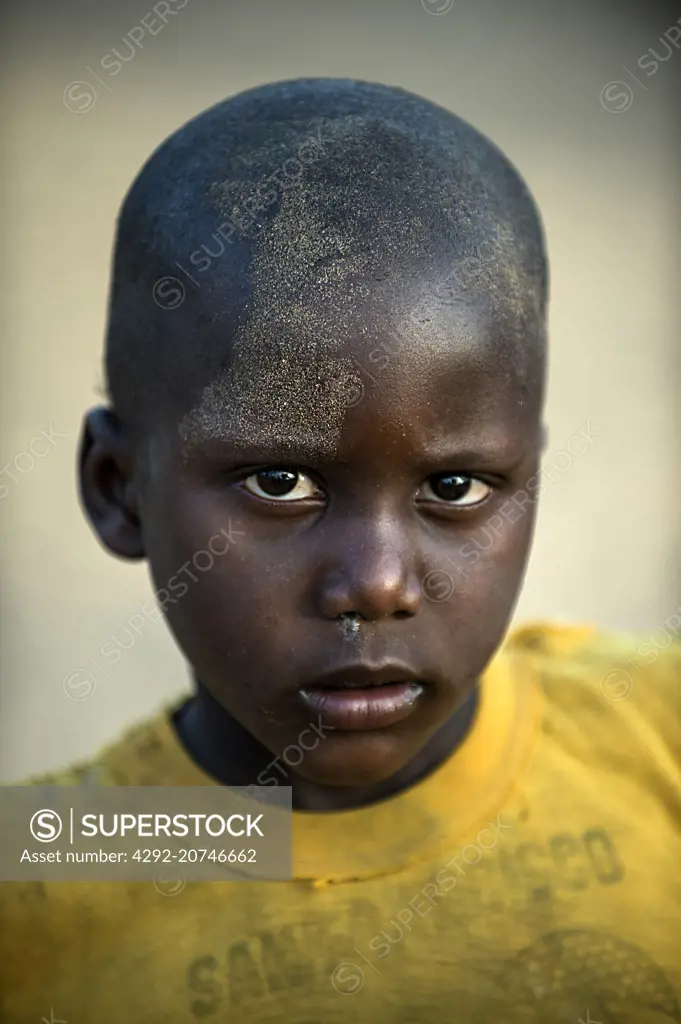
[{"left": 293, "top": 731, "right": 416, "bottom": 789}]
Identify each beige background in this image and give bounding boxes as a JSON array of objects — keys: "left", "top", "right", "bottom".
[{"left": 1, "top": 0, "right": 679, "bottom": 781}]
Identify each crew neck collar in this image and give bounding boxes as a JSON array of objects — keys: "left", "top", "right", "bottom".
[{"left": 109, "top": 643, "right": 540, "bottom": 882}]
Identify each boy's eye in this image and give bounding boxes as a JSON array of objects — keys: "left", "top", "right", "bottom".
[
  {"left": 420, "top": 473, "right": 491, "bottom": 506},
  {"left": 242, "top": 468, "right": 321, "bottom": 502}
]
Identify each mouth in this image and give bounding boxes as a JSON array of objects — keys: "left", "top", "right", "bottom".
[{"left": 298, "top": 665, "right": 428, "bottom": 731}]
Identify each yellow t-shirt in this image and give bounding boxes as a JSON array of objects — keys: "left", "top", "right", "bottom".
[{"left": 2, "top": 623, "right": 680, "bottom": 1023}]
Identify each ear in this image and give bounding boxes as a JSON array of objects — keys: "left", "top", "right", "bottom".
[{"left": 78, "top": 407, "right": 145, "bottom": 560}]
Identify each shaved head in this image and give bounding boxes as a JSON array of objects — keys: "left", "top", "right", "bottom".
[{"left": 105, "top": 78, "right": 548, "bottom": 437}]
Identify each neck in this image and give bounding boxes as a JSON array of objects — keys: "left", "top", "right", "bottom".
[{"left": 173, "top": 681, "right": 480, "bottom": 812}]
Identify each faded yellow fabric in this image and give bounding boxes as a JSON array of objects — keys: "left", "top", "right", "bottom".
[{"left": 2, "top": 623, "right": 680, "bottom": 1023}]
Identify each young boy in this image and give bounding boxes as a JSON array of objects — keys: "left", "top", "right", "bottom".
[{"left": 2, "top": 78, "right": 680, "bottom": 1024}]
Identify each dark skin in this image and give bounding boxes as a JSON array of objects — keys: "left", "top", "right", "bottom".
[{"left": 80, "top": 277, "right": 544, "bottom": 812}]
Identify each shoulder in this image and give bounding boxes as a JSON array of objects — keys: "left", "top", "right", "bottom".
[
  {"left": 12, "top": 714, "right": 168, "bottom": 788},
  {"left": 506, "top": 620, "right": 681, "bottom": 771},
  {"left": 507, "top": 618, "right": 675, "bottom": 675},
  {"left": 0, "top": 711, "right": 179, "bottom": 952},
  {"left": 11, "top": 698, "right": 192, "bottom": 788},
  {"left": 507, "top": 619, "right": 681, "bottom": 704},
  {"left": 16, "top": 758, "right": 103, "bottom": 787}
]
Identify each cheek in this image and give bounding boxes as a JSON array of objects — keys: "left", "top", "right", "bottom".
[
  {"left": 446, "top": 505, "right": 535, "bottom": 606},
  {"left": 454, "top": 503, "right": 532, "bottom": 577},
  {"left": 436, "top": 520, "right": 531, "bottom": 681},
  {"left": 151, "top": 544, "right": 288, "bottom": 630},
  {"left": 144, "top": 513, "right": 304, "bottom": 687},
  {"left": 142, "top": 477, "right": 246, "bottom": 590},
  {"left": 141, "top": 476, "right": 315, "bottom": 650}
]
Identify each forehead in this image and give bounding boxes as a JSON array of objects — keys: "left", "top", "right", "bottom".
[{"left": 175, "top": 282, "right": 541, "bottom": 465}]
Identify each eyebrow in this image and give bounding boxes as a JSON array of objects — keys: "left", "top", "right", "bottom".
[
  {"left": 426, "top": 433, "right": 531, "bottom": 464},
  {"left": 180, "top": 427, "right": 532, "bottom": 471},
  {"left": 180, "top": 429, "right": 338, "bottom": 465}
]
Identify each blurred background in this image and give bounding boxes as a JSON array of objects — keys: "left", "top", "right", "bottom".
[{"left": 1, "top": 0, "right": 680, "bottom": 780}]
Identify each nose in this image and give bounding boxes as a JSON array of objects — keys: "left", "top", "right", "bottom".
[{"left": 315, "top": 516, "right": 422, "bottom": 622}]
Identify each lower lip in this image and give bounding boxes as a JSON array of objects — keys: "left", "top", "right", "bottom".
[{"left": 298, "top": 682, "right": 424, "bottom": 731}]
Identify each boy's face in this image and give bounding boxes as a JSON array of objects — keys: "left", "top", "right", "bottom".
[{"left": 92, "top": 274, "right": 543, "bottom": 788}]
